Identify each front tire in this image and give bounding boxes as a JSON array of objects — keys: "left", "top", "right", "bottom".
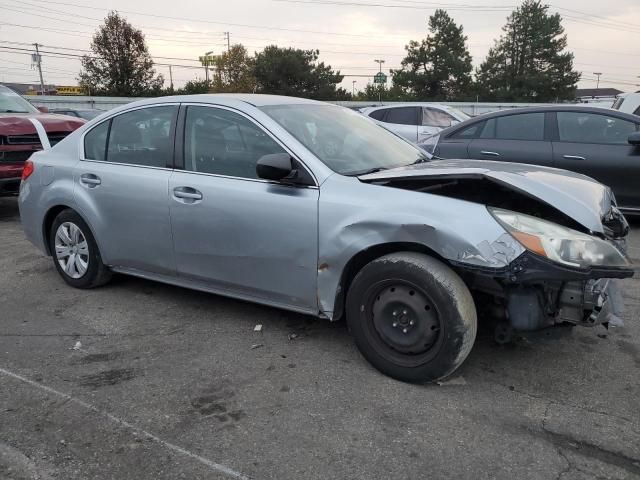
[
  {"left": 49, "top": 209, "right": 112, "bottom": 288},
  {"left": 346, "top": 252, "right": 477, "bottom": 383}
]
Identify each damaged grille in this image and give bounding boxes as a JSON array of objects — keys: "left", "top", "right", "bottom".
[
  {"left": 602, "top": 206, "right": 629, "bottom": 239},
  {"left": 48, "top": 132, "right": 70, "bottom": 146},
  {"left": 5, "top": 134, "right": 40, "bottom": 145}
]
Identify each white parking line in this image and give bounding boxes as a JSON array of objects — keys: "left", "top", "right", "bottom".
[{"left": 0, "top": 367, "right": 251, "bottom": 480}]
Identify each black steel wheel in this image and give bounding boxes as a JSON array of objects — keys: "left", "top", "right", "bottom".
[{"left": 346, "top": 252, "right": 477, "bottom": 383}]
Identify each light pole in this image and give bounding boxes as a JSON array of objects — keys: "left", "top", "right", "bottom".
[
  {"left": 374, "top": 59, "right": 385, "bottom": 103},
  {"left": 593, "top": 72, "right": 602, "bottom": 89},
  {"left": 352, "top": 80, "right": 356, "bottom": 96}
]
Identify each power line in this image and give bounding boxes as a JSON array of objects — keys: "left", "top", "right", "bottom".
[{"left": 9, "top": 0, "right": 413, "bottom": 38}]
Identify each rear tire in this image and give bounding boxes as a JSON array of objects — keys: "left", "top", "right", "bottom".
[
  {"left": 49, "top": 209, "right": 111, "bottom": 289},
  {"left": 346, "top": 252, "right": 477, "bottom": 383}
]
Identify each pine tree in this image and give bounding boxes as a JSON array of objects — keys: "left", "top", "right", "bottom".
[
  {"left": 392, "top": 10, "right": 473, "bottom": 100},
  {"left": 476, "top": 0, "right": 580, "bottom": 101}
]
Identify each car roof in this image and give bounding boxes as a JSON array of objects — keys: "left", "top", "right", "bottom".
[
  {"left": 158, "top": 93, "right": 325, "bottom": 107},
  {"left": 438, "top": 104, "right": 640, "bottom": 136},
  {"left": 364, "top": 103, "right": 453, "bottom": 110}
]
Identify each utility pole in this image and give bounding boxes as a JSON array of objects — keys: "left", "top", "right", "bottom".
[
  {"left": 224, "top": 32, "right": 230, "bottom": 52},
  {"left": 33, "top": 43, "right": 45, "bottom": 95},
  {"left": 352, "top": 80, "right": 356, "bottom": 96},
  {"left": 168, "top": 65, "right": 174, "bottom": 91},
  {"left": 593, "top": 72, "right": 602, "bottom": 89}
]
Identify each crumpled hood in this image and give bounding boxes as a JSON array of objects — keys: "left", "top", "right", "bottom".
[
  {"left": 0, "top": 113, "right": 85, "bottom": 135},
  {"left": 359, "top": 159, "right": 616, "bottom": 234}
]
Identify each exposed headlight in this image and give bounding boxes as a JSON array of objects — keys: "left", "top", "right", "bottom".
[{"left": 489, "top": 208, "right": 630, "bottom": 268}]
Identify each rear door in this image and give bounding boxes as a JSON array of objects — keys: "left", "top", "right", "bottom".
[
  {"left": 467, "top": 112, "right": 554, "bottom": 166},
  {"left": 551, "top": 111, "right": 640, "bottom": 210},
  {"left": 75, "top": 104, "right": 178, "bottom": 275},
  {"left": 371, "top": 107, "right": 420, "bottom": 143}
]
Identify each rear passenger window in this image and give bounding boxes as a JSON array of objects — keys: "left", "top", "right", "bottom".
[
  {"left": 482, "top": 113, "right": 545, "bottom": 141},
  {"left": 106, "top": 106, "right": 176, "bottom": 167},
  {"left": 184, "top": 106, "right": 285, "bottom": 179},
  {"left": 422, "top": 108, "right": 454, "bottom": 128},
  {"left": 83, "top": 121, "right": 109, "bottom": 161},
  {"left": 368, "top": 109, "right": 386, "bottom": 121},
  {"left": 384, "top": 107, "right": 418, "bottom": 126}
]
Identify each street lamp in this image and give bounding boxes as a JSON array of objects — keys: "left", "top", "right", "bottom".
[
  {"left": 374, "top": 59, "right": 385, "bottom": 73},
  {"left": 593, "top": 72, "right": 602, "bottom": 89}
]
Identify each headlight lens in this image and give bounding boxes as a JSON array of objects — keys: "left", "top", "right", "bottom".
[{"left": 489, "top": 208, "right": 630, "bottom": 268}]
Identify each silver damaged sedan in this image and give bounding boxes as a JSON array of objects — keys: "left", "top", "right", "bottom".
[{"left": 19, "top": 95, "right": 635, "bottom": 383}]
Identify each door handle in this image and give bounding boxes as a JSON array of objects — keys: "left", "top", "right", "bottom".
[
  {"left": 80, "top": 173, "right": 101, "bottom": 187},
  {"left": 563, "top": 155, "right": 586, "bottom": 161},
  {"left": 480, "top": 151, "right": 500, "bottom": 157},
  {"left": 173, "top": 187, "right": 203, "bottom": 201}
]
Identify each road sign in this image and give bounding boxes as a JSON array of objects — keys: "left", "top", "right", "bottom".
[
  {"left": 56, "top": 86, "right": 87, "bottom": 96},
  {"left": 198, "top": 55, "right": 216, "bottom": 66},
  {"left": 373, "top": 72, "right": 387, "bottom": 84}
]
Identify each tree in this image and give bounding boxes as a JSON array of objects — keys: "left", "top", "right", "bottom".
[
  {"left": 211, "top": 45, "right": 256, "bottom": 93},
  {"left": 476, "top": 0, "right": 580, "bottom": 101},
  {"left": 392, "top": 10, "right": 473, "bottom": 100},
  {"left": 253, "top": 46, "right": 344, "bottom": 99},
  {"left": 177, "top": 79, "right": 212, "bottom": 95},
  {"left": 355, "top": 83, "right": 407, "bottom": 102},
  {"left": 78, "top": 11, "right": 164, "bottom": 96}
]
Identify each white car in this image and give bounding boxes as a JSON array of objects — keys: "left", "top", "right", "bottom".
[
  {"left": 612, "top": 92, "right": 640, "bottom": 116},
  {"left": 361, "top": 103, "right": 470, "bottom": 144}
]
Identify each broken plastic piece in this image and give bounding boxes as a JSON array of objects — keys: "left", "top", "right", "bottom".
[
  {"left": 254, "top": 324, "right": 263, "bottom": 332},
  {"left": 250, "top": 344, "right": 264, "bottom": 350}
]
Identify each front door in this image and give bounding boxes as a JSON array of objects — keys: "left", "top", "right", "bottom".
[
  {"left": 169, "top": 105, "right": 319, "bottom": 312},
  {"left": 552, "top": 111, "right": 640, "bottom": 210},
  {"left": 75, "top": 105, "right": 178, "bottom": 275}
]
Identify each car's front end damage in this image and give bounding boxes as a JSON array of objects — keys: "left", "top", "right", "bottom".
[{"left": 358, "top": 159, "right": 634, "bottom": 338}]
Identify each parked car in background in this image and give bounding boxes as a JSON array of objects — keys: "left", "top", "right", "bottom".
[
  {"left": 0, "top": 85, "right": 85, "bottom": 196},
  {"left": 420, "top": 106, "right": 640, "bottom": 215},
  {"left": 50, "top": 108, "right": 103, "bottom": 120},
  {"left": 612, "top": 92, "right": 640, "bottom": 116},
  {"left": 361, "top": 103, "right": 470, "bottom": 144},
  {"left": 19, "top": 94, "right": 634, "bottom": 383}
]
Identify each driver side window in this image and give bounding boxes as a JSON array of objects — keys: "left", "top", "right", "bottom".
[{"left": 184, "top": 106, "right": 286, "bottom": 179}]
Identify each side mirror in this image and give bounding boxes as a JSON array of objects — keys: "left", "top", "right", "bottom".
[
  {"left": 628, "top": 132, "right": 640, "bottom": 146},
  {"left": 37, "top": 106, "right": 49, "bottom": 113},
  {"left": 256, "top": 153, "right": 295, "bottom": 181}
]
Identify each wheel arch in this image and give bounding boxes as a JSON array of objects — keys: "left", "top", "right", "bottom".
[
  {"left": 330, "top": 241, "right": 449, "bottom": 321},
  {"left": 42, "top": 205, "right": 101, "bottom": 258}
]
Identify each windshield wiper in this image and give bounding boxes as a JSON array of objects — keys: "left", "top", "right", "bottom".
[{"left": 344, "top": 166, "right": 389, "bottom": 176}]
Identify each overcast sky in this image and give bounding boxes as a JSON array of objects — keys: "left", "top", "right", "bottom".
[{"left": 0, "top": 0, "right": 638, "bottom": 94}]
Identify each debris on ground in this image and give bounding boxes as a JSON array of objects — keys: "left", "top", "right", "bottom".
[
  {"left": 254, "top": 324, "right": 263, "bottom": 332},
  {"left": 437, "top": 376, "right": 467, "bottom": 386},
  {"left": 250, "top": 344, "right": 264, "bottom": 350},
  {"left": 70, "top": 341, "right": 82, "bottom": 351},
  {"left": 287, "top": 333, "right": 298, "bottom": 341}
]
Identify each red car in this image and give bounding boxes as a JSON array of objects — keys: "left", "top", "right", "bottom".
[{"left": 0, "top": 85, "right": 85, "bottom": 196}]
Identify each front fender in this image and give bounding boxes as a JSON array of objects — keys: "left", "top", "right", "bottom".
[{"left": 317, "top": 175, "right": 524, "bottom": 318}]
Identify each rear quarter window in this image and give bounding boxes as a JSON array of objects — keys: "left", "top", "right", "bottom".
[
  {"left": 368, "top": 109, "right": 386, "bottom": 121},
  {"left": 83, "top": 121, "right": 109, "bottom": 161}
]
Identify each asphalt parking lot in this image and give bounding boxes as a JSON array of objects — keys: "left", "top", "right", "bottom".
[{"left": 1, "top": 196, "right": 639, "bottom": 480}]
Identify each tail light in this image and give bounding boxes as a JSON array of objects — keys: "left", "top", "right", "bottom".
[{"left": 21, "top": 160, "right": 34, "bottom": 181}]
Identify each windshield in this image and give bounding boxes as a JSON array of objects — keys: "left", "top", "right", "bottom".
[
  {"left": 261, "top": 104, "right": 427, "bottom": 175},
  {"left": 0, "top": 86, "right": 39, "bottom": 114}
]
